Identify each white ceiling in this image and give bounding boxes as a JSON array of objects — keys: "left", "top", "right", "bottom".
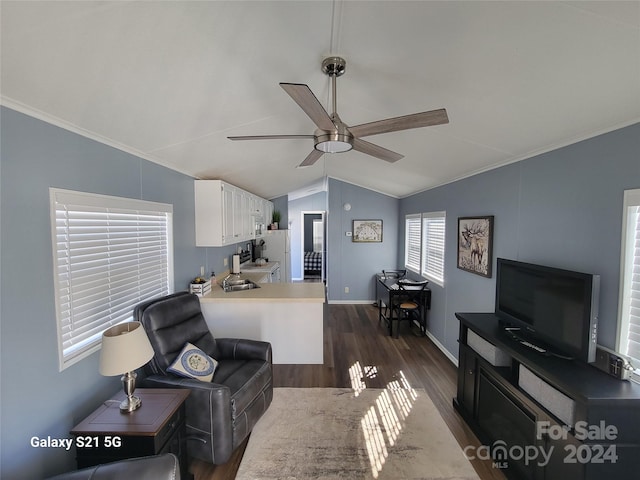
[{"left": 2, "top": 1, "right": 639, "bottom": 199}]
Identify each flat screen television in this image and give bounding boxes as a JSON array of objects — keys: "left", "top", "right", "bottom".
[{"left": 495, "top": 258, "right": 600, "bottom": 363}]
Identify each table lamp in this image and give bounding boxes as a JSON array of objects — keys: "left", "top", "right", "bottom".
[{"left": 99, "top": 321, "right": 154, "bottom": 412}]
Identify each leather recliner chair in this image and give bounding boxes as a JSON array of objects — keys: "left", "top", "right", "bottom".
[
  {"left": 134, "top": 292, "right": 273, "bottom": 465},
  {"left": 46, "top": 453, "right": 181, "bottom": 480}
]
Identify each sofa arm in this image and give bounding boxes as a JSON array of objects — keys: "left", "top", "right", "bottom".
[
  {"left": 141, "top": 375, "right": 233, "bottom": 464},
  {"left": 217, "top": 338, "right": 272, "bottom": 363},
  {"left": 46, "top": 453, "right": 180, "bottom": 480}
]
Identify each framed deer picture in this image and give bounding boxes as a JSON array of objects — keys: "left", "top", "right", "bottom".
[{"left": 457, "top": 216, "right": 494, "bottom": 278}]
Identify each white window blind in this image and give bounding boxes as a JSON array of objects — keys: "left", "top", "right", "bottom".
[
  {"left": 50, "top": 188, "right": 174, "bottom": 371},
  {"left": 422, "top": 212, "right": 446, "bottom": 285},
  {"left": 618, "top": 189, "right": 640, "bottom": 377},
  {"left": 627, "top": 205, "right": 640, "bottom": 363},
  {"left": 405, "top": 214, "right": 422, "bottom": 273}
]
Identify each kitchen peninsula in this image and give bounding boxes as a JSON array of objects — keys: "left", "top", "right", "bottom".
[{"left": 199, "top": 272, "right": 325, "bottom": 364}]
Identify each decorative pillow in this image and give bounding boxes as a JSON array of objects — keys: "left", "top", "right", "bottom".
[{"left": 167, "top": 342, "right": 218, "bottom": 382}]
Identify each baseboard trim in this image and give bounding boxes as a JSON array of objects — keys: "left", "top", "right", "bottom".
[{"left": 424, "top": 329, "right": 459, "bottom": 367}]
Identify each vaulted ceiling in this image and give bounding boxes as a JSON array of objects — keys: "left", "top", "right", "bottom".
[{"left": 2, "top": 1, "right": 639, "bottom": 199}]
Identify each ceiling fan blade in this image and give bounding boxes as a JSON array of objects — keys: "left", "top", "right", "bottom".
[
  {"left": 349, "top": 108, "right": 449, "bottom": 138},
  {"left": 228, "top": 134, "right": 314, "bottom": 141},
  {"left": 352, "top": 138, "right": 404, "bottom": 163},
  {"left": 298, "top": 149, "right": 324, "bottom": 168},
  {"left": 280, "top": 83, "right": 336, "bottom": 131}
]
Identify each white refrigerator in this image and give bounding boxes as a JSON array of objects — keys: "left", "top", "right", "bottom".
[{"left": 262, "top": 230, "right": 291, "bottom": 282}]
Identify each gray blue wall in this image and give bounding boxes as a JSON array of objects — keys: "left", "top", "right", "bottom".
[
  {"left": 0, "top": 107, "right": 238, "bottom": 478},
  {"left": 399, "top": 123, "right": 640, "bottom": 359},
  {"left": 327, "top": 178, "right": 400, "bottom": 302}
]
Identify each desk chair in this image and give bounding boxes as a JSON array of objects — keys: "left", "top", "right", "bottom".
[
  {"left": 379, "top": 269, "right": 407, "bottom": 319},
  {"left": 391, "top": 279, "right": 429, "bottom": 338},
  {"left": 382, "top": 269, "right": 406, "bottom": 280}
]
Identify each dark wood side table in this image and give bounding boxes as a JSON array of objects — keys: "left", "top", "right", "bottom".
[{"left": 71, "top": 388, "right": 191, "bottom": 479}]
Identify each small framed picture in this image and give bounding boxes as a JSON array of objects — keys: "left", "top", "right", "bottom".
[
  {"left": 352, "top": 219, "right": 383, "bottom": 243},
  {"left": 457, "top": 216, "right": 494, "bottom": 277}
]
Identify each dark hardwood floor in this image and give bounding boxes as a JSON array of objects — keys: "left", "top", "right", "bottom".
[{"left": 191, "top": 303, "right": 505, "bottom": 480}]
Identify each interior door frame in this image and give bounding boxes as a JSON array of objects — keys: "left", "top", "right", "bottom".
[{"left": 300, "top": 210, "right": 326, "bottom": 282}]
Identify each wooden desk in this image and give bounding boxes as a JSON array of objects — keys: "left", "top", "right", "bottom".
[
  {"left": 375, "top": 274, "right": 431, "bottom": 337},
  {"left": 71, "top": 388, "right": 190, "bottom": 478}
]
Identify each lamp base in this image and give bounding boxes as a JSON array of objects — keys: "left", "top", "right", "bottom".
[
  {"left": 119, "top": 371, "right": 142, "bottom": 413},
  {"left": 119, "top": 395, "right": 142, "bottom": 413}
]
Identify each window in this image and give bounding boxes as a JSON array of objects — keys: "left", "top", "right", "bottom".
[
  {"left": 617, "top": 189, "right": 640, "bottom": 379},
  {"left": 404, "top": 214, "right": 422, "bottom": 273},
  {"left": 422, "top": 212, "right": 446, "bottom": 285},
  {"left": 50, "top": 188, "right": 174, "bottom": 371},
  {"left": 404, "top": 211, "right": 446, "bottom": 285}
]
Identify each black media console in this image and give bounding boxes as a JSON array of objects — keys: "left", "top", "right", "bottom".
[{"left": 455, "top": 312, "right": 640, "bottom": 480}]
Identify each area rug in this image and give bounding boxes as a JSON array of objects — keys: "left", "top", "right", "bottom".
[{"left": 236, "top": 387, "right": 480, "bottom": 480}]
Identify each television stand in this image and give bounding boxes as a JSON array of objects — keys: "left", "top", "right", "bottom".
[{"left": 455, "top": 312, "right": 640, "bottom": 480}]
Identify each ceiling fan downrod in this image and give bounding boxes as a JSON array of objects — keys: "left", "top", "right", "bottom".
[
  {"left": 314, "top": 56, "right": 353, "bottom": 154},
  {"left": 322, "top": 56, "right": 346, "bottom": 117}
]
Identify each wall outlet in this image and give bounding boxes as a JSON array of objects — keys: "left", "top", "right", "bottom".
[
  {"left": 344, "top": 286, "right": 349, "bottom": 293},
  {"left": 200, "top": 266, "right": 205, "bottom": 276},
  {"left": 223, "top": 258, "right": 228, "bottom": 266}
]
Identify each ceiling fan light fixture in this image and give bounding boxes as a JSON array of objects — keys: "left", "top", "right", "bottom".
[{"left": 314, "top": 132, "right": 353, "bottom": 153}]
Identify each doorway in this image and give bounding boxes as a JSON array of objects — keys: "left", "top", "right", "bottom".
[{"left": 301, "top": 211, "right": 326, "bottom": 282}]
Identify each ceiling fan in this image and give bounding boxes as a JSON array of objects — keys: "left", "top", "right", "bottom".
[{"left": 228, "top": 56, "right": 449, "bottom": 167}]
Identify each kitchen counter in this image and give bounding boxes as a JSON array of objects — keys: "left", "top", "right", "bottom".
[
  {"left": 199, "top": 272, "right": 324, "bottom": 303},
  {"left": 198, "top": 274, "right": 326, "bottom": 364}
]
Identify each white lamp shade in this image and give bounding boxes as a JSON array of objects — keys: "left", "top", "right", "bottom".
[{"left": 99, "top": 321, "right": 154, "bottom": 376}]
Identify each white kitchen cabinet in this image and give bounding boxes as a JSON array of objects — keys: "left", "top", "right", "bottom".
[
  {"left": 232, "top": 187, "right": 243, "bottom": 241},
  {"left": 195, "top": 180, "right": 270, "bottom": 246},
  {"left": 222, "top": 183, "right": 235, "bottom": 244},
  {"left": 241, "top": 191, "right": 254, "bottom": 239},
  {"left": 195, "top": 180, "right": 224, "bottom": 246},
  {"left": 252, "top": 196, "right": 263, "bottom": 218}
]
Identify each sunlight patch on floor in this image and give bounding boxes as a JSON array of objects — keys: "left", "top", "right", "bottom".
[
  {"left": 349, "top": 361, "right": 367, "bottom": 396},
  {"left": 361, "top": 405, "right": 389, "bottom": 476},
  {"left": 357, "top": 369, "right": 418, "bottom": 478},
  {"left": 349, "top": 362, "right": 379, "bottom": 397},
  {"left": 376, "top": 390, "right": 401, "bottom": 446},
  {"left": 364, "top": 365, "right": 378, "bottom": 379}
]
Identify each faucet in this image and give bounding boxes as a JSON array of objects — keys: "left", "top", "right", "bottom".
[
  {"left": 222, "top": 274, "right": 233, "bottom": 291},
  {"left": 222, "top": 273, "right": 242, "bottom": 292}
]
